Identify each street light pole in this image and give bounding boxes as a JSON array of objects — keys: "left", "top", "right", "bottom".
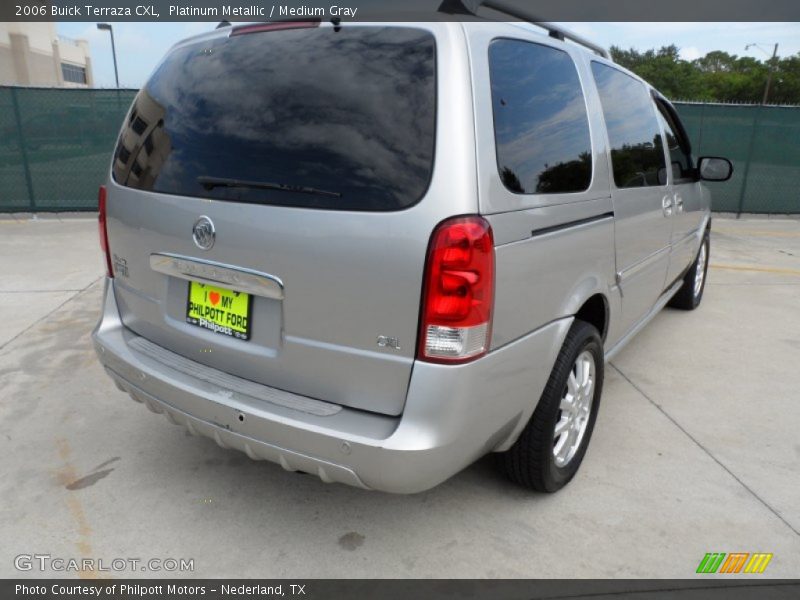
[
  {"left": 762, "top": 43, "right": 779, "bottom": 105},
  {"left": 745, "top": 42, "right": 779, "bottom": 105},
  {"left": 96, "top": 23, "right": 120, "bottom": 88}
]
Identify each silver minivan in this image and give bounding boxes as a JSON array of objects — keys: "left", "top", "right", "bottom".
[{"left": 93, "top": 15, "right": 732, "bottom": 493}]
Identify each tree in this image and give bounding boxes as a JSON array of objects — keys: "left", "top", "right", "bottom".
[{"left": 608, "top": 45, "right": 800, "bottom": 104}]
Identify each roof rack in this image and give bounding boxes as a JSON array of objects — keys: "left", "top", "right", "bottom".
[{"left": 440, "top": 0, "right": 612, "bottom": 60}]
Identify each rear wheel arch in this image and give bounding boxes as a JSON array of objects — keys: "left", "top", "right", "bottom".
[{"left": 574, "top": 293, "right": 609, "bottom": 342}]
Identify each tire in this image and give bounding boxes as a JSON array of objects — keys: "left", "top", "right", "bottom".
[
  {"left": 668, "top": 232, "right": 709, "bottom": 310},
  {"left": 498, "top": 319, "right": 604, "bottom": 492}
]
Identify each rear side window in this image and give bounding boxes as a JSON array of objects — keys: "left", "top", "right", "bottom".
[
  {"left": 489, "top": 39, "right": 592, "bottom": 195},
  {"left": 113, "top": 26, "right": 436, "bottom": 211},
  {"left": 591, "top": 62, "right": 666, "bottom": 189}
]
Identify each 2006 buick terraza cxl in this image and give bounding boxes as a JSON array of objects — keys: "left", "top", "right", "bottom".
[{"left": 93, "top": 16, "right": 733, "bottom": 493}]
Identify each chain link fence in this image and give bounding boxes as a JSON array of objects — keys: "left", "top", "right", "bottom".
[
  {"left": 675, "top": 102, "right": 800, "bottom": 214},
  {"left": 1, "top": 87, "right": 799, "bottom": 213},
  {"left": 0, "top": 86, "right": 136, "bottom": 212}
]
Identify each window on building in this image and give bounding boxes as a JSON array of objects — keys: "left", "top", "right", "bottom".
[
  {"left": 131, "top": 116, "right": 148, "bottom": 135},
  {"left": 61, "top": 63, "right": 87, "bottom": 84},
  {"left": 489, "top": 39, "right": 592, "bottom": 194},
  {"left": 143, "top": 134, "right": 154, "bottom": 155},
  {"left": 117, "top": 145, "right": 131, "bottom": 164}
]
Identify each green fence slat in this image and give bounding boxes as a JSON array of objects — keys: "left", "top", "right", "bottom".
[{"left": 0, "top": 87, "right": 35, "bottom": 211}]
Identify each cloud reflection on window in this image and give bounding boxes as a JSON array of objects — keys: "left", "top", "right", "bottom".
[
  {"left": 591, "top": 62, "right": 666, "bottom": 189},
  {"left": 113, "top": 26, "right": 436, "bottom": 211},
  {"left": 489, "top": 39, "right": 593, "bottom": 195}
]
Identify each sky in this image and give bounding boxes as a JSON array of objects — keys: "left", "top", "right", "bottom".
[{"left": 56, "top": 21, "right": 800, "bottom": 89}]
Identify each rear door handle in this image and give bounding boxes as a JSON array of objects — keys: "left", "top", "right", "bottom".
[
  {"left": 662, "top": 195, "right": 673, "bottom": 217},
  {"left": 674, "top": 194, "right": 684, "bottom": 213}
]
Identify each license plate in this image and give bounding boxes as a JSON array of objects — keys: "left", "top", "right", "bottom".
[{"left": 186, "top": 282, "right": 251, "bottom": 340}]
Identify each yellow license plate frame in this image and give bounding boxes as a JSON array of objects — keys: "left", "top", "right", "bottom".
[{"left": 186, "top": 281, "right": 252, "bottom": 340}]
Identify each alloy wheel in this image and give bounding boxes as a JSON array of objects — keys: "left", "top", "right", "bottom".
[{"left": 553, "top": 350, "right": 596, "bottom": 467}]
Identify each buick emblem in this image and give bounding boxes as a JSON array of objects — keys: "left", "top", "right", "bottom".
[{"left": 192, "top": 216, "right": 215, "bottom": 250}]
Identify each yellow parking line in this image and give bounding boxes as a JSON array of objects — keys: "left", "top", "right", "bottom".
[
  {"left": 711, "top": 263, "right": 800, "bottom": 276},
  {"left": 54, "top": 438, "right": 98, "bottom": 579},
  {"left": 714, "top": 229, "right": 800, "bottom": 238}
]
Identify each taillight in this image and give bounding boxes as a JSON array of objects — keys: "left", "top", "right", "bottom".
[
  {"left": 418, "top": 216, "right": 495, "bottom": 363},
  {"left": 98, "top": 185, "right": 113, "bottom": 278}
]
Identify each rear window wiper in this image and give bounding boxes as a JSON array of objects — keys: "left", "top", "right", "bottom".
[{"left": 198, "top": 176, "right": 341, "bottom": 198}]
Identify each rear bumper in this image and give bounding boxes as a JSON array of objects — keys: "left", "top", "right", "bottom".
[{"left": 93, "top": 279, "right": 569, "bottom": 493}]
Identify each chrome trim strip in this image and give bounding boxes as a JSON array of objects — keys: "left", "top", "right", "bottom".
[
  {"left": 674, "top": 228, "right": 700, "bottom": 249},
  {"left": 149, "top": 253, "right": 284, "bottom": 300},
  {"left": 616, "top": 245, "right": 670, "bottom": 285},
  {"left": 530, "top": 211, "right": 614, "bottom": 239}
]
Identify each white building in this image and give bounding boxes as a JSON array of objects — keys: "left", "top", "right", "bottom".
[{"left": 0, "top": 23, "right": 93, "bottom": 87}]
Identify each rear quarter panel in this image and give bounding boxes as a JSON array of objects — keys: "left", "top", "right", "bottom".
[{"left": 464, "top": 24, "right": 620, "bottom": 350}]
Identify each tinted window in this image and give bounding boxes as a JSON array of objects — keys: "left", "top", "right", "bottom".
[
  {"left": 489, "top": 40, "right": 592, "bottom": 194},
  {"left": 113, "top": 26, "right": 436, "bottom": 211},
  {"left": 591, "top": 62, "right": 666, "bottom": 189},
  {"left": 655, "top": 104, "right": 694, "bottom": 183}
]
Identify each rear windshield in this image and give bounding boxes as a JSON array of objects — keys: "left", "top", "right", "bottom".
[{"left": 112, "top": 25, "right": 436, "bottom": 211}]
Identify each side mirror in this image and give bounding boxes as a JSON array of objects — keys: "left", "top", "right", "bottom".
[{"left": 698, "top": 156, "right": 733, "bottom": 182}]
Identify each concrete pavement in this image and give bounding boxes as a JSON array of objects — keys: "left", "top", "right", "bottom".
[{"left": 0, "top": 215, "right": 798, "bottom": 578}]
